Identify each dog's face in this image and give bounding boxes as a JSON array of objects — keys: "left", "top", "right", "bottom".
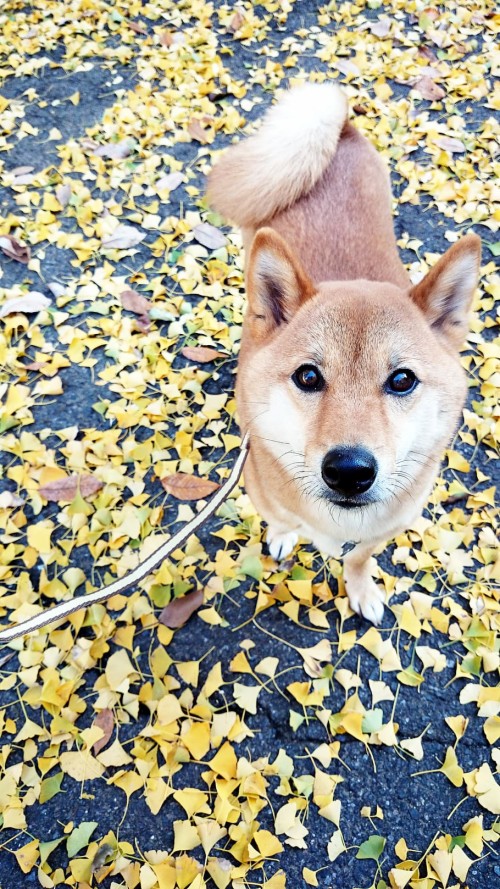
[{"left": 238, "top": 228, "right": 480, "bottom": 517}]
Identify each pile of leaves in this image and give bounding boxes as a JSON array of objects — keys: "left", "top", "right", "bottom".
[{"left": 0, "top": 1, "right": 498, "bottom": 888}]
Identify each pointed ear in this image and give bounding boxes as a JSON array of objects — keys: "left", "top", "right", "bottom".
[
  {"left": 410, "top": 234, "right": 481, "bottom": 347},
  {"left": 246, "top": 227, "right": 314, "bottom": 338}
]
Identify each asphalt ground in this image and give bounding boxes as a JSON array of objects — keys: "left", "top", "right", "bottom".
[{"left": 0, "top": 2, "right": 498, "bottom": 888}]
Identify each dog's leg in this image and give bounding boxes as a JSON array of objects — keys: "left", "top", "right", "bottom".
[
  {"left": 267, "top": 526, "right": 299, "bottom": 562},
  {"left": 342, "top": 546, "right": 385, "bottom": 625}
]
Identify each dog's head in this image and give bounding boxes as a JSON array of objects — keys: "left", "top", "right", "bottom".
[{"left": 239, "top": 228, "right": 481, "bottom": 515}]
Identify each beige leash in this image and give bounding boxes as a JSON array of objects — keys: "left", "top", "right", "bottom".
[{"left": 0, "top": 435, "right": 249, "bottom": 644}]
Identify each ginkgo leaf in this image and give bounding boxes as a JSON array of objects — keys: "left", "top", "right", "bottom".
[
  {"left": 14, "top": 839, "right": 39, "bottom": 874},
  {"left": 356, "top": 835, "right": 386, "bottom": 862},
  {"left": 428, "top": 849, "right": 452, "bottom": 887},
  {"left": 327, "top": 830, "right": 346, "bottom": 862},
  {"left": 473, "top": 763, "right": 500, "bottom": 814},
  {"left": 66, "top": 822, "right": 98, "bottom": 858},
  {"left": 441, "top": 746, "right": 464, "bottom": 787}
]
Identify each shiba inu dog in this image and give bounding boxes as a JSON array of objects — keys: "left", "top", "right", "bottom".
[{"left": 208, "top": 83, "right": 480, "bottom": 624}]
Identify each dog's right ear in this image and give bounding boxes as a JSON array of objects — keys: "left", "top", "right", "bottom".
[{"left": 247, "top": 228, "right": 314, "bottom": 338}]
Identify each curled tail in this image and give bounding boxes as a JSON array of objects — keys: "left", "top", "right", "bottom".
[{"left": 207, "top": 82, "right": 348, "bottom": 229}]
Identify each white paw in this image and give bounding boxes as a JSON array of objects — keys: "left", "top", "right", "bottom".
[
  {"left": 346, "top": 580, "right": 385, "bottom": 625},
  {"left": 267, "top": 529, "right": 298, "bottom": 562}
]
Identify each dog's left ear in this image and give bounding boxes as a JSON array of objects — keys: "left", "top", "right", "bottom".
[
  {"left": 410, "top": 234, "right": 481, "bottom": 347},
  {"left": 247, "top": 227, "right": 314, "bottom": 338}
]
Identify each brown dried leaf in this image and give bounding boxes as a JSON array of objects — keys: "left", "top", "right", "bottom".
[
  {"left": 160, "top": 473, "right": 220, "bottom": 501},
  {"left": 228, "top": 10, "right": 245, "bottom": 33},
  {"left": 370, "top": 18, "right": 391, "bottom": 37},
  {"left": 435, "top": 135, "right": 466, "bottom": 153},
  {"left": 181, "top": 345, "right": 227, "bottom": 363},
  {"left": 102, "top": 224, "right": 146, "bottom": 250},
  {"left": 92, "top": 709, "right": 114, "bottom": 754},
  {"left": 12, "top": 173, "right": 35, "bottom": 186},
  {"left": 159, "top": 589, "right": 204, "bottom": 628},
  {"left": 418, "top": 45, "right": 438, "bottom": 63},
  {"left": 120, "top": 289, "right": 151, "bottom": 315},
  {"left": 156, "top": 171, "right": 183, "bottom": 191},
  {"left": 0, "top": 491, "right": 25, "bottom": 508},
  {"left": 413, "top": 76, "right": 446, "bottom": 100},
  {"left": 93, "top": 140, "right": 133, "bottom": 160},
  {"left": 160, "top": 29, "right": 174, "bottom": 47},
  {"left": 128, "top": 20, "right": 147, "bottom": 35},
  {"left": 0, "top": 235, "right": 31, "bottom": 263},
  {"left": 55, "top": 184, "right": 72, "bottom": 207},
  {"left": 135, "top": 314, "right": 151, "bottom": 333},
  {"left": 193, "top": 223, "right": 228, "bottom": 250},
  {"left": 336, "top": 59, "right": 361, "bottom": 77},
  {"left": 39, "top": 474, "right": 103, "bottom": 502},
  {"left": 187, "top": 118, "right": 213, "bottom": 144},
  {"left": 0, "top": 292, "right": 50, "bottom": 318},
  {"left": 10, "top": 165, "right": 34, "bottom": 177},
  {"left": 47, "top": 281, "right": 65, "bottom": 298}
]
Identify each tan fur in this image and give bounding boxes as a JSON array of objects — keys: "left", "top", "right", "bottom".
[
  {"left": 207, "top": 83, "right": 348, "bottom": 229},
  {"left": 208, "top": 83, "right": 481, "bottom": 623}
]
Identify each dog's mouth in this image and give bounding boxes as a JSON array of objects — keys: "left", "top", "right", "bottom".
[{"left": 324, "top": 493, "right": 378, "bottom": 510}]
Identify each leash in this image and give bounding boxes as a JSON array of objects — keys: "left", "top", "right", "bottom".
[{"left": 0, "top": 435, "right": 249, "bottom": 644}]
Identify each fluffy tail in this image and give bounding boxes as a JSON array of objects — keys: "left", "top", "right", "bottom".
[{"left": 207, "top": 82, "right": 348, "bottom": 229}]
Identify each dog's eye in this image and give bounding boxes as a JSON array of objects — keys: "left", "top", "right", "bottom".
[
  {"left": 292, "top": 364, "right": 325, "bottom": 392},
  {"left": 385, "top": 368, "right": 419, "bottom": 396}
]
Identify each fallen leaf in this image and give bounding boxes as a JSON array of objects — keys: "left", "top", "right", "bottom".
[
  {"left": 128, "top": 20, "right": 147, "bottom": 35},
  {"left": 188, "top": 118, "right": 213, "bottom": 143},
  {"left": 193, "top": 223, "right": 227, "bottom": 250},
  {"left": 435, "top": 136, "right": 466, "bottom": 153},
  {"left": 0, "top": 234, "right": 31, "bottom": 263},
  {"left": 0, "top": 292, "right": 50, "bottom": 318},
  {"left": 161, "top": 473, "right": 220, "bottom": 500},
  {"left": 92, "top": 709, "right": 114, "bottom": 754},
  {"left": 181, "top": 345, "right": 227, "bottom": 363},
  {"left": 120, "top": 289, "right": 151, "bottom": 315},
  {"left": 156, "top": 171, "right": 183, "bottom": 191},
  {"left": 159, "top": 589, "right": 204, "bottom": 627},
  {"left": 55, "top": 184, "right": 72, "bottom": 207},
  {"left": 160, "top": 29, "right": 174, "bottom": 47},
  {"left": 370, "top": 18, "right": 391, "bottom": 38},
  {"left": 228, "top": 10, "right": 245, "bottom": 33},
  {"left": 93, "top": 140, "right": 134, "bottom": 159},
  {"left": 102, "top": 224, "right": 146, "bottom": 250},
  {"left": 39, "top": 474, "right": 103, "bottom": 502},
  {"left": 0, "top": 491, "right": 24, "bottom": 507},
  {"left": 413, "top": 76, "right": 446, "bottom": 100},
  {"left": 356, "top": 835, "right": 386, "bottom": 862}
]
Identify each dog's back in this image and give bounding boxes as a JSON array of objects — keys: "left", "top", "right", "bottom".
[{"left": 208, "top": 83, "right": 407, "bottom": 286}]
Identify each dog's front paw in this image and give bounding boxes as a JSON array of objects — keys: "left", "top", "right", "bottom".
[
  {"left": 267, "top": 529, "right": 298, "bottom": 562},
  {"left": 346, "top": 579, "right": 385, "bottom": 625}
]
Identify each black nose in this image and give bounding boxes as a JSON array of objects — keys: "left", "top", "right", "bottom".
[{"left": 321, "top": 447, "right": 378, "bottom": 498}]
